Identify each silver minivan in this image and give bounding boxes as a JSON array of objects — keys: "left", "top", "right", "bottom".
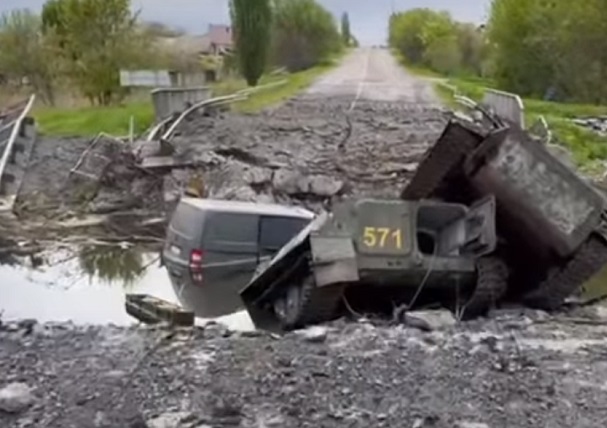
[{"left": 162, "top": 197, "right": 315, "bottom": 318}]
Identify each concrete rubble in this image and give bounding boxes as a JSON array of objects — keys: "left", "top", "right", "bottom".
[
  {"left": 11, "top": 98, "right": 449, "bottom": 227},
  {"left": 0, "top": 383, "right": 36, "bottom": 414},
  {"left": 572, "top": 116, "right": 607, "bottom": 136}
]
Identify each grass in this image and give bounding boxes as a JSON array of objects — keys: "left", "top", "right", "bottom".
[
  {"left": 29, "top": 52, "right": 347, "bottom": 137},
  {"left": 392, "top": 50, "right": 445, "bottom": 79},
  {"left": 34, "top": 101, "right": 154, "bottom": 137},
  {"left": 406, "top": 67, "right": 607, "bottom": 172}
]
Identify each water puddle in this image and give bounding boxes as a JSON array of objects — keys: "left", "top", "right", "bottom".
[
  {"left": 7, "top": 240, "right": 606, "bottom": 334},
  {"left": 1, "top": 244, "right": 254, "bottom": 331}
]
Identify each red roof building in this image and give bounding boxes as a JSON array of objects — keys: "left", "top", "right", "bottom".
[{"left": 208, "top": 24, "right": 233, "bottom": 55}]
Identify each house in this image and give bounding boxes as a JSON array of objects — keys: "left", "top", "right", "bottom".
[
  {"left": 207, "top": 24, "right": 233, "bottom": 55},
  {"left": 154, "top": 24, "right": 233, "bottom": 57},
  {"left": 156, "top": 34, "right": 212, "bottom": 57}
]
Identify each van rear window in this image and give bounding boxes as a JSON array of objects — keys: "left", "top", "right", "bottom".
[
  {"left": 170, "top": 203, "right": 200, "bottom": 237},
  {"left": 260, "top": 216, "right": 310, "bottom": 251},
  {"left": 203, "top": 212, "right": 258, "bottom": 245}
]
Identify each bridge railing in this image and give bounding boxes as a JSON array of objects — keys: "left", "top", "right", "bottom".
[{"left": 0, "top": 94, "right": 36, "bottom": 203}]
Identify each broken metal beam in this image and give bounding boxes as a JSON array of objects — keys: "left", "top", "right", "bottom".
[{"left": 139, "top": 156, "right": 197, "bottom": 170}]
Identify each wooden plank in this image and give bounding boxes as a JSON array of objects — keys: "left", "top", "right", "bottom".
[
  {"left": 125, "top": 294, "right": 195, "bottom": 326},
  {"left": 140, "top": 156, "right": 197, "bottom": 170}
]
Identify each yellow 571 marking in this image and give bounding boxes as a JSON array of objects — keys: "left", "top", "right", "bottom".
[{"left": 363, "top": 227, "right": 403, "bottom": 249}]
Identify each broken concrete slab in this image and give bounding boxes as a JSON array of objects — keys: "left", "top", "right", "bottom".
[
  {"left": 139, "top": 156, "right": 197, "bottom": 170},
  {"left": 0, "top": 382, "right": 35, "bottom": 414},
  {"left": 296, "top": 326, "right": 329, "bottom": 343},
  {"left": 456, "top": 422, "right": 490, "bottom": 428},
  {"left": 146, "top": 412, "right": 208, "bottom": 428},
  {"left": 404, "top": 310, "right": 457, "bottom": 331}
]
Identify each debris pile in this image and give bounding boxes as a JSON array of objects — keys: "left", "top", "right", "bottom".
[
  {"left": 240, "top": 99, "right": 607, "bottom": 332},
  {"left": 13, "top": 97, "right": 449, "bottom": 224},
  {"left": 572, "top": 116, "right": 607, "bottom": 136},
  {"left": 165, "top": 98, "right": 447, "bottom": 206}
]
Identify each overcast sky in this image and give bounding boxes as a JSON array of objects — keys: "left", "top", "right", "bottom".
[{"left": 0, "top": 0, "right": 491, "bottom": 45}]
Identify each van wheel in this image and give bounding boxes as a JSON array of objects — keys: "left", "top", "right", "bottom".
[{"left": 273, "top": 277, "right": 314, "bottom": 331}]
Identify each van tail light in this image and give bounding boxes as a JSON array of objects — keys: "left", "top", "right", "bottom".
[{"left": 189, "top": 249, "right": 204, "bottom": 284}]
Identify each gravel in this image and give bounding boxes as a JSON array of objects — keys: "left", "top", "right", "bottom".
[{"left": 2, "top": 310, "right": 607, "bottom": 428}]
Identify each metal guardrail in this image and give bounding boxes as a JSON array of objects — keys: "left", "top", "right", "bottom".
[
  {"left": 161, "top": 94, "right": 248, "bottom": 141},
  {"left": 143, "top": 79, "right": 289, "bottom": 142},
  {"left": 0, "top": 95, "right": 36, "bottom": 200},
  {"left": 482, "top": 89, "right": 525, "bottom": 129},
  {"left": 150, "top": 86, "right": 213, "bottom": 122}
]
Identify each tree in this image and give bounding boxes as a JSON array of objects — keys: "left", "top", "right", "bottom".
[
  {"left": 389, "top": 8, "right": 464, "bottom": 74},
  {"left": 40, "top": 0, "right": 148, "bottom": 105},
  {"left": 0, "top": 9, "right": 58, "bottom": 105},
  {"left": 486, "top": 0, "right": 556, "bottom": 97},
  {"left": 229, "top": 0, "right": 273, "bottom": 86},
  {"left": 455, "top": 23, "right": 486, "bottom": 75},
  {"left": 341, "top": 12, "right": 351, "bottom": 45},
  {"left": 141, "top": 21, "right": 184, "bottom": 38},
  {"left": 388, "top": 1, "right": 607, "bottom": 103},
  {"left": 272, "top": 0, "right": 342, "bottom": 71}
]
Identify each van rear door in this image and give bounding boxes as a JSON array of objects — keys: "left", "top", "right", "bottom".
[
  {"left": 200, "top": 211, "right": 260, "bottom": 289},
  {"left": 163, "top": 202, "right": 202, "bottom": 280}
]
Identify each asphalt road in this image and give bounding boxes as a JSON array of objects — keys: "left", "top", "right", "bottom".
[{"left": 305, "top": 47, "right": 440, "bottom": 104}]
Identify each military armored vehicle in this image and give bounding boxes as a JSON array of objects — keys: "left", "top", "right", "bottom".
[
  {"left": 240, "top": 196, "right": 508, "bottom": 332},
  {"left": 402, "top": 116, "right": 607, "bottom": 310}
]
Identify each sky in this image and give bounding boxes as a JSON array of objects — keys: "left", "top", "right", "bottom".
[{"left": 0, "top": 0, "right": 491, "bottom": 45}]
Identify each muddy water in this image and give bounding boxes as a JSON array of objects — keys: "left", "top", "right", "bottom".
[{"left": 0, "top": 244, "right": 254, "bottom": 330}]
